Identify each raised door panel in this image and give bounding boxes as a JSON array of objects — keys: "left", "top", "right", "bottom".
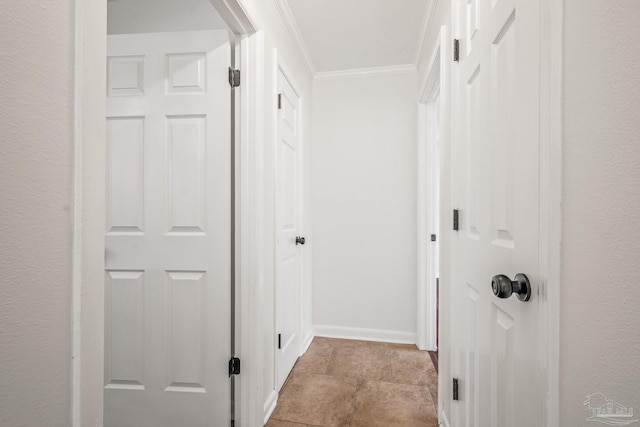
[
  {"left": 106, "top": 117, "right": 145, "bottom": 234},
  {"left": 105, "top": 270, "right": 145, "bottom": 390},
  {"left": 165, "top": 271, "right": 206, "bottom": 392},
  {"left": 166, "top": 116, "right": 207, "bottom": 234}
]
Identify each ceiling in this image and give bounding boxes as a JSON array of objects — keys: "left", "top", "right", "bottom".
[{"left": 282, "top": 0, "right": 431, "bottom": 74}]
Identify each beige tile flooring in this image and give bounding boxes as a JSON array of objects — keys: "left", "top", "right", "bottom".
[{"left": 266, "top": 337, "right": 438, "bottom": 427}]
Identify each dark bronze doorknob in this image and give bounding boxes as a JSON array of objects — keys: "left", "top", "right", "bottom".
[
  {"left": 295, "top": 236, "right": 306, "bottom": 245},
  {"left": 491, "top": 273, "right": 531, "bottom": 301}
]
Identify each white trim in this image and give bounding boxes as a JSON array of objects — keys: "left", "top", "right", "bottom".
[
  {"left": 209, "top": 0, "right": 256, "bottom": 34},
  {"left": 440, "top": 410, "right": 451, "bottom": 427},
  {"left": 413, "top": 0, "right": 439, "bottom": 68},
  {"left": 73, "top": 1, "right": 106, "bottom": 425},
  {"left": 435, "top": 23, "right": 451, "bottom": 424},
  {"left": 263, "top": 390, "right": 279, "bottom": 425},
  {"left": 315, "top": 64, "right": 416, "bottom": 80},
  {"left": 313, "top": 325, "right": 416, "bottom": 345},
  {"left": 419, "top": 32, "right": 445, "bottom": 101},
  {"left": 541, "top": 0, "right": 562, "bottom": 425},
  {"left": 301, "top": 329, "right": 314, "bottom": 354},
  {"left": 417, "top": 29, "right": 443, "bottom": 352},
  {"left": 234, "top": 29, "right": 264, "bottom": 427},
  {"left": 72, "top": 1, "right": 84, "bottom": 423},
  {"left": 272, "top": 0, "right": 315, "bottom": 75}
]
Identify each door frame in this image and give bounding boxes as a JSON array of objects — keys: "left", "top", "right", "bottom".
[
  {"left": 272, "top": 50, "right": 305, "bottom": 391},
  {"left": 417, "top": 26, "right": 450, "bottom": 353},
  {"left": 72, "top": 1, "right": 262, "bottom": 426}
]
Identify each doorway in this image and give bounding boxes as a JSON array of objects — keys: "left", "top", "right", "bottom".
[
  {"left": 417, "top": 29, "right": 449, "bottom": 355},
  {"left": 104, "top": 2, "right": 233, "bottom": 425},
  {"left": 73, "top": 0, "right": 261, "bottom": 425}
]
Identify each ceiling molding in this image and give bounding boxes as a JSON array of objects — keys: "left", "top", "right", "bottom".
[
  {"left": 314, "top": 64, "right": 417, "bottom": 80},
  {"left": 413, "top": 0, "right": 438, "bottom": 68},
  {"left": 273, "top": 0, "right": 316, "bottom": 75}
]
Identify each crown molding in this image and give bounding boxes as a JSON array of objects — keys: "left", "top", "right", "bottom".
[
  {"left": 413, "top": 0, "right": 438, "bottom": 68},
  {"left": 273, "top": 0, "right": 315, "bottom": 75},
  {"left": 314, "top": 64, "right": 417, "bottom": 80}
]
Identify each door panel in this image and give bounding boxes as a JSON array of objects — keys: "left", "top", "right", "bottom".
[
  {"left": 276, "top": 69, "right": 302, "bottom": 391},
  {"left": 105, "top": 30, "right": 231, "bottom": 427},
  {"left": 450, "top": 0, "right": 543, "bottom": 426}
]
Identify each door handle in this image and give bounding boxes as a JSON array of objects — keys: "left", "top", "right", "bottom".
[
  {"left": 491, "top": 273, "right": 531, "bottom": 302},
  {"left": 295, "top": 236, "right": 306, "bottom": 245}
]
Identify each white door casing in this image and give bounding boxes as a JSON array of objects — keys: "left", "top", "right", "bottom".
[
  {"left": 448, "top": 0, "right": 545, "bottom": 426},
  {"left": 275, "top": 67, "right": 302, "bottom": 391},
  {"left": 104, "top": 30, "right": 231, "bottom": 427}
]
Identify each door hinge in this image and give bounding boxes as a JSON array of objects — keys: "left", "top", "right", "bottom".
[
  {"left": 453, "top": 377, "right": 459, "bottom": 400},
  {"left": 453, "top": 209, "right": 459, "bottom": 231},
  {"left": 453, "top": 39, "right": 460, "bottom": 62},
  {"left": 278, "top": 333, "right": 282, "bottom": 349},
  {"left": 278, "top": 93, "right": 282, "bottom": 109},
  {"left": 228, "top": 67, "right": 240, "bottom": 88},
  {"left": 228, "top": 357, "right": 241, "bottom": 376},
  {"left": 431, "top": 234, "right": 437, "bottom": 242}
]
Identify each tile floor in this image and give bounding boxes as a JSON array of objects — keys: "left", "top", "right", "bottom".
[{"left": 265, "top": 337, "right": 439, "bottom": 427}]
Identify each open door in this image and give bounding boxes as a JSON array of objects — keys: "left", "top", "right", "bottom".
[
  {"left": 104, "top": 30, "right": 232, "bottom": 427},
  {"left": 275, "top": 68, "right": 303, "bottom": 391},
  {"left": 447, "top": 0, "right": 545, "bottom": 425}
]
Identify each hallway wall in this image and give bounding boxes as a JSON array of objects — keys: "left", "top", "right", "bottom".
[
  {"left": 561, "top": 0, "right": 640, "bottom": 423},
  {"left": 311, "top": 72, "right": 418, "bottom": 342},
  {"left": 0, "top": 1, "right": 74, "bottom": 425},
  {"left": 237, "top": 0, "right": 315, "bottom": 419}
]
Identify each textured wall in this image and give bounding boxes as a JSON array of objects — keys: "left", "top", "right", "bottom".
[
  {"left": 0, "top": 1, "right": 74, "bottom": 426},
  {"left": 312, "top": 72, "right": 418, "bottom": 339},
  {"left": 561, "top": 1, "right": 640, "bottom": 424}
]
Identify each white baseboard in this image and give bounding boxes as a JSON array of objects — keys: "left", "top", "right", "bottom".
[
  {"left": 263, "top": 390, "right": 278, "bottom": 426},
  {"left": 440, "top": 410, "right": 450, "bottom": 427},
  {"left": 301, "top": 330, "right": 314, "bottom": 355},
  {"left": 313, "top": 325, "right": 416, "bottom": 344}
]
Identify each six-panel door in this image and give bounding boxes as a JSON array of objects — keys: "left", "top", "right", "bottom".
[
  {"left": 449, "top": 0, "right": 544, "bottom": 426},
  {"left": 105, "top": 30, "right": 231, "bottom": 427}
]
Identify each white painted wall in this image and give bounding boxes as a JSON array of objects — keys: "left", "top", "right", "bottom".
[
  {"left": 311, "top": 72, "right": 418, "bottom": 342},
  {"left": 561, "top": 1, "right": 640, "bottom": 423},
  {"left": 108, "top": 0, "right": 228, "bottom": 34},
  {"left": 0, "top": 1, "right": 74, "bottom": 425},
  {"left": 236, "top": 0, "right": 315, "bottom": 419}
]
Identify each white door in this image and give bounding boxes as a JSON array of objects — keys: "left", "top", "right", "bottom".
[
  {"left": 104, "top": 30, "right": 231, "bottom": 427},
  {"left": 448, "top": 0, "right": 544, "bottom": 426},
  {"left": 275, "top": 69, "right": 302, "bottom": 391}
]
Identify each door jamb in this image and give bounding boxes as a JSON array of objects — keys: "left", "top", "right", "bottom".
[
  {"left": 72, "top": 1, "right": 261, "bottom": 426},
  {"left": 540, "top": 0, "right": 562, "bottom": 425},
  {"left": 417, "top": 27, "right": 448, "bottom": 352}
]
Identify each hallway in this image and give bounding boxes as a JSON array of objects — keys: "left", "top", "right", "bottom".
[{"left": 266, "top": 337, "right": 438, "bottom": 427}]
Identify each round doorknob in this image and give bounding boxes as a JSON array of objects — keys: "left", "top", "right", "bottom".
[
  {"left": 295, "top": 236, "right": 306, "bottom": 245},
  {"left": 491, "top": 273, "right": 531, "bottom": 302}
]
